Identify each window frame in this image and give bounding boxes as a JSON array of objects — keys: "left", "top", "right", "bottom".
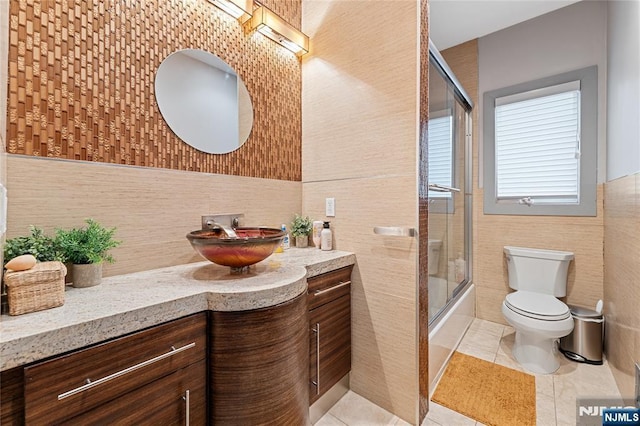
[{"left": 483, "top": 66, "right": 598, "bottom": 216}]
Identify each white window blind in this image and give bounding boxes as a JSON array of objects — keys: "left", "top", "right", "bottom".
[
  {"left": 428, "top": 115, "right": 453, "bottom": 199},
  {"left": 494, "top": 85, "right": 581, "bottom": 204}
]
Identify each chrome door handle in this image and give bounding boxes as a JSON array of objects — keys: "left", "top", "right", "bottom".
[
  {"left": 314, "top": 281, "right": 351, "bottom": 296},
  {"left": 57, "top": 342, "right": 196, "bottom": 400},
  {"left": 183, "top": 389, "right": 190, "bottom": 426},
  {"left": 428, "top": 183, "right": 460, "bottom": 192},
  {"left": 373, "top": 227, "right": 415, "bottom": 237},
  {"left": 311, "top": 322, "right": 320, "bottom": 395}
]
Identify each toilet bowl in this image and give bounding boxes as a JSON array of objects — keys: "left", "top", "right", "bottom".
[{"left": 502, "top": 246, "right": 574, "bottom": 374}]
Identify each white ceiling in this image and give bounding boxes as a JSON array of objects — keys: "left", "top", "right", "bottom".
[{"left": 429, "top": 0, "right": 583, "bottom": 50}]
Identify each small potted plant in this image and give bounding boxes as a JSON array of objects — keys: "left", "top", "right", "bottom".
[
  {"left": 56, "top": 219, "right": 121, "bottom": 288},
  {"left": 3, "top": 226, "right": 64, "bottom": 265},
  {"left": 291, "top": 215, "right": 313, "bottom": 248}
]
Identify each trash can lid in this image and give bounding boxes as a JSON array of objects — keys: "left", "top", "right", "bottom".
[{"left": 568, "top": 304, "right": 603, "bottom": 319}]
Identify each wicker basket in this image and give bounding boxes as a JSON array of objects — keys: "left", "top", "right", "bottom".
[{"left": 4, "top": 261, "right": 67, "bottom": 316}]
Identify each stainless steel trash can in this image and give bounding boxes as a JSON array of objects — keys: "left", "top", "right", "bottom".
[{"left": 559, "top": 305, "right": 604, "bottom": 365}]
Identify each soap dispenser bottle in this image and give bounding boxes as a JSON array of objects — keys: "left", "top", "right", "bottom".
[
  {"left": 281, "top": 224, "right": 290, "bottom": 250},
  {"left": 320, "top": 221, "right": 332, "bottom": 251},
  {"left": 312, "top": 221, "right": 324, "bottom": 249}
]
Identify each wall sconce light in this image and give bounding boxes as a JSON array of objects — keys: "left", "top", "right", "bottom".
[
  {"left": 207, "top": 0, "right": 253, "bottom": 23},
  {"left": 248, "top": 5, "right": 309, "bottom": 56}
]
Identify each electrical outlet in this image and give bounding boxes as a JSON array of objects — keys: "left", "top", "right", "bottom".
[
  {"left": 325, "top": 198, "right": 335, "bottom": 217},
  {"left": 636, "top": 362, "right": 640, "bottom": 408}
]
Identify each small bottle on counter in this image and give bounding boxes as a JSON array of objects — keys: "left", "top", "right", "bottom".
[
  {"left": 320, "top": 221, "right": 332, "bottom": 251},
  {"left": 312, "top": 221, "right": 324, "bottom": 249},
  {"left": 281, "top": 224, "right": 290, "bottom": 250}
]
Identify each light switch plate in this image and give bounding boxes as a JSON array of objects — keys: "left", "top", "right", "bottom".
[{"left": 325, "top": 198, "right": 335, "bottom": 217}]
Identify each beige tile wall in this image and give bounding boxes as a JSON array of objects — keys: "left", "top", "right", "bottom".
[
  {"left": 6, "top": 155, "right": 301, "bottom": 277},
  {"left": 302, "top": 0, "right": 419, "bottom": 422},
  {"left": 475, "top": 186, "right": 605, "bottom": 324},
  {"left": 442, "top": 41, "right": 605, "bottom": 326},
  {"left": 604, "top": 173, "right": 640, "bottom": 398}
]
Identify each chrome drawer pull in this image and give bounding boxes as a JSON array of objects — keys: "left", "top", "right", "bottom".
[
  {"left": 57, "top": 342, "right": 196, "bottom": 400},
  {"left": 313, "top": 281, "right": 351, "bottom": 296}
]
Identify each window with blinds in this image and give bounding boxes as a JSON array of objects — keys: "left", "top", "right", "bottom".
[
  {"left": 483, "top": 66, "right": 598, "bottom": 216},
  {"left": 494, "top": 83, "right": 581, "bottom": 205},
  {"left": 428, "top": 115, "right": 453, "bottom": 199}
]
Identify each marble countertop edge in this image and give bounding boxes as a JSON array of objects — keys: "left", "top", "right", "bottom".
[{"left": 0, "top": 249, "right": 355, "bottom": 371}]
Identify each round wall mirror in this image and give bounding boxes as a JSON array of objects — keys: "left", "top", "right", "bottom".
[{"left": 155, "top": 49, "right": 253, "bottom": 154}]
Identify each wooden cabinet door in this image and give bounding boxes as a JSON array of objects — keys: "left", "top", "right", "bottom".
[
  {"left": 309, "top": 294, "right": 351, "bottom": 404},
  {"left": 0, "top": 367, "right": 24, "bottom": 425},
  {"left": 62, "top": 359, "right": 207, "bottom": 426},
  {"left": 210, "top": 292, "right": 309, "bottom": 425}
]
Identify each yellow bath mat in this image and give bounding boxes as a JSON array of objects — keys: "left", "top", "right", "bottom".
[{"left": 431, "top": 351, "right": 536, "bottom": 426}]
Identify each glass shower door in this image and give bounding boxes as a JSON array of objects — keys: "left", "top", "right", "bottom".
[{"left": 427, "top": 58, "right": 470, "bottom": 324}]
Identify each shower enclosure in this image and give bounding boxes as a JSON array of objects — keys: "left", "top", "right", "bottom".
[
  {"left": 427, "top": 44, "right": 473, "bottom": 324},
  {"left": 425, "top": 42, "right": 475, "bottom": 394}
]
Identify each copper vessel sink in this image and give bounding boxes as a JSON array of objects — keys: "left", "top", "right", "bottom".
[{"left": 186, "top": 227, "right": 285, "bottom": 272}]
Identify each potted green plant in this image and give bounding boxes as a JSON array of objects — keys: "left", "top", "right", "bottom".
[
  {"left": 56, "top": 219, "right": 121, "bottom": 288},
  {"left": 291, "top": 215, "right": 313, "bottom": 248},
  {"left": 3, "top": 226, "right": 63, "bottom": 265}
]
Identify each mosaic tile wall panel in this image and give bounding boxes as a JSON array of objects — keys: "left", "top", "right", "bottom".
[{"left": 6, "top": 0, "right": 302, "bottom": 181}]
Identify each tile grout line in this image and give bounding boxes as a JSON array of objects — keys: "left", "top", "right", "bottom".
[
  {"left": 492, "top": 325, "right": 505, "bottom": 363},
  {"left": 552, "top": 375, "right": 559, "bottom": 426}
]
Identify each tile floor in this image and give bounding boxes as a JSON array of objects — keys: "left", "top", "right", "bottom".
[{"left": 315, "top": 318, "right": 623, "bottom": 426}]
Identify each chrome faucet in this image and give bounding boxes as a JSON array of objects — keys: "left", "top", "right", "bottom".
[{"left": 204, "top": 220, "right": 238, "bottom": 238}]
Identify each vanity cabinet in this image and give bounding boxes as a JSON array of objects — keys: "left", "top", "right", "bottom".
[
  {"left": 1, "top": 366, "right": 24, "bottom": 425},
  {"left": 22, "top": 312, "right": 207, "bottom": 425},
  {"left": 209, "top": 292, "right": 309, "bottom": 425},
  {"left": 307, "top": 266, "right": 353, "bottom": 404}
]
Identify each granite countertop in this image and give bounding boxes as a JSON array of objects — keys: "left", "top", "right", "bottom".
[{"left": 0, "top": 248, "right": 356, "bottom": 371}]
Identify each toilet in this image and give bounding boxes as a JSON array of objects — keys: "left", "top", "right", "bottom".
[{"left": 501, "top": 246, "right": 574, "bottom": 374}]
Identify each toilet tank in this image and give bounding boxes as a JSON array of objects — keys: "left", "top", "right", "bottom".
[
  {"left": 504, "top": 246, "right": 574, "bottom": 297},
  {"left": 428, "top": 239, "right": 442, "bottom": 276}
]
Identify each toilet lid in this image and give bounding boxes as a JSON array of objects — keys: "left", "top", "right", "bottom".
[{"left": 505, "top": 291, "right": 571, "bottom": 321}]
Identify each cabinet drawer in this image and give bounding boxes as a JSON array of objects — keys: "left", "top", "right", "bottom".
[
  {"left": 24, "top": 313, "right": 206, "bottom": 425},
  {"left": 64, "top": 359, "right": 207, "bottom": 426},
  {"left": 307, "top": 266, "right": 352, "bottom": 310},
  {"left": 309, "top": 294, "right": 351, "bottom": 404}
]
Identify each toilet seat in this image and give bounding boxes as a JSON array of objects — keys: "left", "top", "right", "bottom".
[{"left": 504, "top": 291, "right": 571, "bottom": 321}]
